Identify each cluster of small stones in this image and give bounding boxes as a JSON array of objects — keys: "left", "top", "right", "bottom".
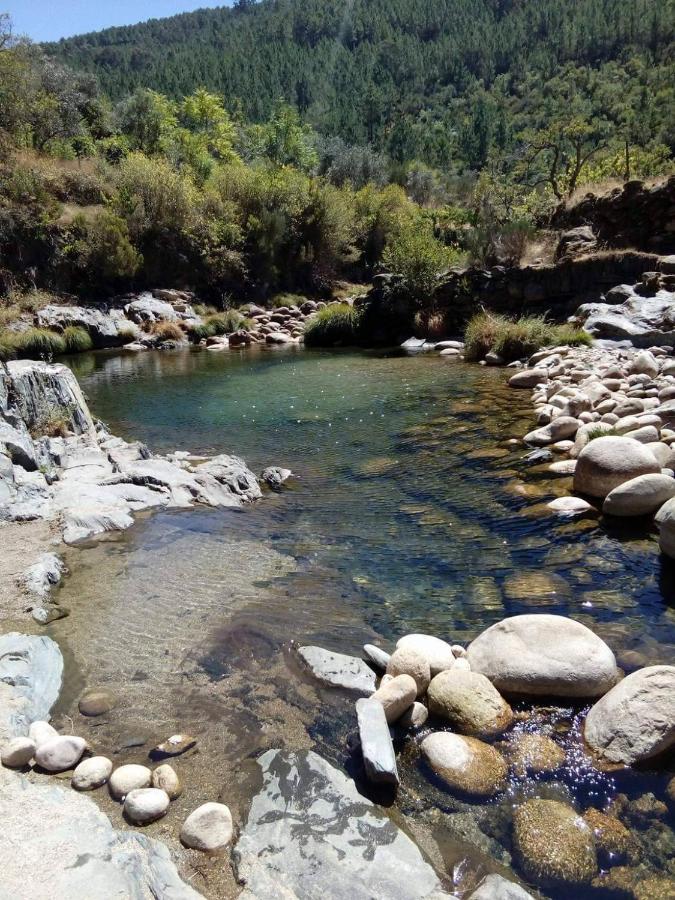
[
  {"left": 508, "top": 341, "right": 675, "bottom": 550},
  {"left": 400, "top": 337, "right": 466, "bottom": 358},
  {"left": 0, "top": 716, "right": 233, "bottom": 854},
  {"left": 298, "top": 611, "right": 675, "bottom": 893}
]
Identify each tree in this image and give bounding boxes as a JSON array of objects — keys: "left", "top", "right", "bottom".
[{"left": 117, "top": 89, "right": 177, "bottom": 155}]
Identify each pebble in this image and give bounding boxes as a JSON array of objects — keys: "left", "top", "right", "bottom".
[
  {"left": 123, "top": 787, "right": 170, "bottom": 824},
  {"left": 109, "top": 763, "right": 152, "bottom": 799},
  {"left": 150, "top": 734, "right": 196, "bottom": 759},
  {"left": 397, "top": 701, "right": 428, "bottom": 729},
  {"left": 35, "top": 735, "right": 87, "bottom": 772},
  {"left": 362, "top": 644, "right": 390, "bottom": 671},
  {"left": 151, "top": 763, "right": 182, "bottom": 799},
  {"left": 180, "top": 802, "right": 234, "bottom": 853},
  {"left": 72, "top": 756, "right": 113, "bottom": 790},
  {"left": 1, "top": 736, "right": 36, "bottom": 768}
]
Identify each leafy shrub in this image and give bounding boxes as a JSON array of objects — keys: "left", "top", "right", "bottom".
[
  {"left": 62, "top": 325, "right": 93, "bottom": 353},
  {"left": 304, "top": 303, "right": 362, "bottom": 347},
  {"left": 464, "top": 312, "right": 591, "bottom": 362},
  {"left": 150, "top": 321, "right": 185, "bottom": 341},
  {"left": 382, "top": 227, "right": 460, "bottom": 303}
]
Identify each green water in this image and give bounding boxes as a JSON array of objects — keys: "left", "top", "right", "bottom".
[{"left": 51, "top": 346, "right": 674, "bottom": 898}]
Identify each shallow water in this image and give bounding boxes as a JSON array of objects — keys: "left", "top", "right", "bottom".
[{"left": 51, "top": 347, "right": 675, "bottom": 897}]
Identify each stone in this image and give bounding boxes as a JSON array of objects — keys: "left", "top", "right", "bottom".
[
  {"left": 583, "top": 808, "right": 636, "bottom": 865},
  {"left": 21, "top": 553, "right": 65, "bottom": 599},
  {"left": 0, "top": 633, "right": 63, "bottom": 743},
  {"left": 397, "top": 701, "right": 428, "bottom": 729},
  {"left": 362, "top": 644, "right": 390, "bottom": 671},
  {"left": 630, "top": 349, "right": 659, "bottom": 378},
  {"left": 513, "top": 799, "right": 597, "bottom": 888},
  {"left": 577, "top": 291, "right": 675, "bottom": 346},
  {"left": 427, "top": 669, "right": 513, "bottom": 738},
  {"left": 297, "top": 645, "right": 376, "bottom": 695},
  {"left": 421, "top": 732, "right": 507, "bottom": 798},
  {"left": 370, "top": 674, "right": 417, "bottom": 724},
  {"left": 35, "top": 735, "right": 86, "bottom": 772},
  {"left": 109, "top": 763, "right": 152, "bottom": 799},
  {"left": 1, "top": 736, "right": 36, "bottom": 768},
  {"left": 123, "top": 788, "right": 170, "bottom": 824},
  {"left": 508, "top": 369, "right": 549, "bottom": 389},
  {"left": 151, "top": 733, "right": 196, "bottom": 758},
  {"left": 395, "top": 634, "right": 455, "bottom": 676},
  {"left": 0, "top": 769, "right": 202, "bottom": 899},
  {"left": 151, "top": 764, "right": 182, "bottom": 799},
  {"left": 584, "top": 665, "right": 675, "bottom": 765},
  {"left": 467, "top": 614, "right": 618, "bottom": 697},
  {"left": 355, "top": 698, "right": 399, "bottom": 786},
  {"left": 181, "top": 802, "right": 233, "bottom": 853},
  {"left": 547, "top": 496, "right": 594, "bottom": 516},
  {"left": 524, "top": 416, "right": 579, "bottom": 446},
  {"left": 260, "top": 465, "right": 292, "bottom": 489},
  {"left": 468, "top": 874, "right": 534, "bottom": 900},
  {"left": 234, "top": 749, "right": 444, "bottom": 899},
  {"left": 78, "top": 689, "right": 116, "bottom": 717},
  {"left": 603, "top": 473, "right": 675, "bottom": 516},
  {"left": 28, "top": 720, "right": 58, "bottom": 748},
  {"left": 574, "top": 436, "right": 660, "bottom": 498},
  {"left": 508, "top": 733, "right": 565, "bottom": 777},
  {"left": 386, "top": 647, "right": 430, "bottom": 698},
  {"left": 72, "top": 756, "right": 113, "bottom": 791},
  {"left": 549, "top": 459, "right": 577, "bottom": 475},
  {"left": 124, "top": 295, "right": 178, "bottom": 324},
  {"left": 654, "top": 496, "right": 675, "bottom": 557}
]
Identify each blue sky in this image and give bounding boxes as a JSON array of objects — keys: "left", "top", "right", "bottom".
[{"left": 6, "top": 1, "right": 228, "bottom": 43}]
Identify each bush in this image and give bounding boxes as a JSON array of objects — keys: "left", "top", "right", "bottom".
[
  {"left": 304, "top": 303, "right": 362, "bottom": 347},
  {"left": 62, "top": 326, "right": 93, "bottom": 353},
  {"left": 464, "top": 312, "right": 591, "bottom": 362},
  {"left": 10, "top": 328, "right": 66, "bottom": 358},
  {"left": 150, "top": 321, "right": 185, "bottom": 342},
  {"left": 382, "top": 227, "right": 461, "bottom": 303}
]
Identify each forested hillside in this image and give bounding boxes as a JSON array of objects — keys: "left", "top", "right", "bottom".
[{"left": 47, "top": 0, "right": 675, "bottom": 170}]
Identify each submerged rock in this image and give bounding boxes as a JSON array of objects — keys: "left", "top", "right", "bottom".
[
  {"left": 297, "top": 645, "right": 377, "bottom": 695},
  {"left": 78, "top": 689, "right": 116, "bottom": 717},
  {"left": 234, "top": 749, "right": 445, "bottom": 899},
  {"left": 356, "top": 697, "right": 399, "bottom": 786},
  {"left": 467, "top": 614, "right": 618, "bottom": 698},
  {"left": 181, "top": 802, "right": 233, "bottom": 853},
  {"left": 468, "top": 874, "right": 534, "bottom": 900},
  {"left": 427, "top": 669, "right": 513, "bottom": 738},
  {"left": 583, "top": 808, "right": 636, "bottom": 865},
  {"left": 421, "top": 732, "right": 507, "bottom": 798},
  {"left": 507, "top": 733, "right": 565, "bottom": 777},
  {"left": 151, "top": 733, "right": 196, "bottom": 759},
  {"left": 584, "top": 665, "right": 675, "bottom": 765}
]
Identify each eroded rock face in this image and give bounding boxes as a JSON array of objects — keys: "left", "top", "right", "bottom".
[
  {"left": 576, "top": 288, "right": 675, "bottom": 346},
  {"left": 234, "top": 749, "right": 446, "bottom": 899},
  {"left": 573, "top": 436, "right": 660, "bottom": 498},
  {"left": 584, "top": 665, "right": 675, "bottom": 765},
  {"left": 467, "top": 615, "right": 618, "bottom": 697},
  {"left": 0, "top": 633, "right": 63, "bottom": 743},
  {"left": 0, "top": 769, "right": 202, "bottom": 899}
]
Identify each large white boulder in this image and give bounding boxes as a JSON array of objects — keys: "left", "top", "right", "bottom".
[
  {"left": 573, "top": 436, "right": 660, "bottom": 498},
  {"left": 584, "top": 665, "right": 675, "bottom": 765},
  {"left": 467, "top": 615, "right": 618, "bottom": 697},
  {"left": 427, "top": 669, "right": 513, "bottom": 737},
  {"left": 603, "top": 473, "right": 675, "bottom": 516},
  {"left": 395, "top": 634, "right": 455, "bottom": 676}
]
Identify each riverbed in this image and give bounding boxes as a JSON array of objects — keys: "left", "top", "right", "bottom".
[{"left": 48, "top": 346, "right": 675, "bottom": 897}]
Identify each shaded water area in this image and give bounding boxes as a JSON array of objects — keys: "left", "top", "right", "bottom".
[{"left": 50, "top": 347, "right": 674, "bottom": 898}]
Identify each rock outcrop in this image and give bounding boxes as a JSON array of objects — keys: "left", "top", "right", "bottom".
[{"left": 0, "top": 632, "right": 63, "bottom": 742}]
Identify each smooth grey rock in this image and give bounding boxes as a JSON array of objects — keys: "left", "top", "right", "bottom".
[
  {"left": 35, "top": 735, "right": 86, "bottom": 772},
  {"left": 573, "top": 436, "right": 660, "bottom": 498},
  {"left": 0, "top": 633, "right": 63, "bottom": 742},
  {"left": 72, "top": 756, "right": 113, "bottom": 790},
  {"left": 21, "top": 553, "right": 65, "bottom": 599},
  {"left": 356, "top": 697, "right": 399, "bottom": 785},
  {"left": 260, "top": 465, "right": 292, "bottom": 489},
  {"left": 508, "top": 369, "right": 549, "bottom": 389},
  {"left": 603, "top": 473, "right": 675, "bottom": 516},
  {"left": 0, "top": 420, "right": 37, "bottom": 470},
  {"left": 180, "top": 802, "right": 233, "bottom": 853},
  {"left": 297, "top": 645, "right": 376, "bottom": 694},
  {"left": 28, "top": 720, "right": 58, "bottom": 747},
  {"left": 1, "top": 735, "right": 36, "bottom": 767},
  {"left": 468, "top": 874, "right": 534, "bottom": 900},
  {"left": 386, "top": 647, "right": 430, "bottom": 698},
  {"left": 0, "top": 769, "right": 202, "bottom": 899},
  {"left": 654, "top": 495, "right": 675, "bottom": 557},
  {"left": 397, "top": 701, "right": 428, "bottom": 729},
  {"left": 234, "top": 749, "right": 446, "bottom": 899},
  {"left": 363, "top": 643, "right": 390, "bottom": 671},
  {"left": 124, "top": 788, "right": 170, "bottom": 824},
  {"left": 109, "top": 764, "right": 152, "bottom": 799}
]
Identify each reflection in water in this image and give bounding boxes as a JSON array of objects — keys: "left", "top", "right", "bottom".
[{"left": 52, "top": 347, "right": 675, "bottom": 897}]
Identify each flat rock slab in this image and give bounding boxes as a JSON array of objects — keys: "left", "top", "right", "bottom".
[
  {"left": 297, "top": 645, "right": 376, "bottom": 694},
  {"left": 234, "top": 749, "right": 448, "bottom": 900},
  {"left": 356, "top": 697, "right": 399, "bottom": 785},
  {"left": 0, "top": 769, "right": 202, "bottom": 899},
  {"left": 0, "top": 633, "right": 63, "bottom": 742}
]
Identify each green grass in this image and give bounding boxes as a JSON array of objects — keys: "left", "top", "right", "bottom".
[
  {"left": 4, "top": 328, "right": 67, "bottom": 359},
  {"left": 304, "top": 303, "right": 363, "bottom": 348},
  {"left": 188, "top": 310, "right": 246, "bottom": 341},
  {"left": 464, "top": 312, "right": 591, "bottom": 363},
  {"left": 62, "top": 326, "right": 93, "bottom": 353}
]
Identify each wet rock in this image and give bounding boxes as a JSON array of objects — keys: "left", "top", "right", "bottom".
[
  {"left": 124, "top": 787, "right": 170, "bottom": 824},
  {"left": 603, "top": 473, "right": 675, "bottom": 516},
  {"left": 427, "top": 669, "right": 513, "bottom": 738},
  {"left": 467, "top": 614, "right": 618, "bottom": 697},
  {"left": 181, "top": 802, "right": 233, "bottom": 853},
  {"left": 151, "top": 763, "right": 182, "bottom": 799},
  {"left": 395, "top": 634, "right": 455, "bottom": 676},
  {"left": 386, "top": 647, "right": 430, "bottom": 698},
  {"left": 1, "top": 736, "right": 36, "bottom": 768},
  {"left": 654, "top": 496, "right": 675, "bottom": 557},
  {"left": 509, "top": 369, "right": 549, "bottom": 389},
  {"left": 468, "top": 874, "right": 534, "bottom": 900},
  {"left": 513, "top": 799, "right": 598, "bottom": 888},
  {"left": 421, "top": 732, "right": 507, "bottom": 798},
  {"left": 35, "top": 736, "right": 86, "bottom": 772},
  {"left": 297, "top": 645, "right": 377, "bottom": 695},
  {"left": 0, "top": 633, "right": 63, "bottom": 743},
  {"left": 362, "top": 644, "right": 390, "bottom": 671},
  {"left": 21, "top": 553, "right": 65, "bottom": 599},
  {"left": 109, "top": 763, "right": 152, "bottom": 799},
  {"left": 573, "top": 436, "right": 660, "bottom": 498},
  {"left": 356, "top": 697, "right": 399, "bottom": 786},
  {"left": 508, "top": 733, "right": 565, "bottom": 777},
  {"left": 370, "top": 674, "right": 417, "bottom": 724},
  {"left": 547, "top": 496, "right": 594, "bottom": 516},
  {"left": 72, "top": 756, "right": 113, "bottom": 791},
  {"left": 260, "top": 465, "right": 292, "bottom": 489},
  {"left": 78, "top": 689, "right": 116, "bottom": 717},
  {"left": 0, "top": 769, "right": 202, "bottom": 898},
  {"left": 397, "top": 701, "right": 428, "bottom": 729},
  {"left": 234, "top": 749, "right": 444, "bottom": 899},
  {"left": 624, "top": 792, "right": 669, "bottom": 829},
  {"left": 583, "top": 808, "right": 637, "bottom": 865},
  {"left": 584, "top": 665, "right": 675, "bottom": 765},
  {"left": 150, "top": 733, "right": 196, "bottom": 759}
]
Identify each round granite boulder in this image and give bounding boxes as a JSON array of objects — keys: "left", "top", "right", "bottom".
[
  {"left": 421, "top": 732, "right": 507, "bottom": 798},
  {"left": 573, "top": 436, "right": 660, "bottom": 498},
  {"left": 467, "top": 614, "right": 618, "bottom": 698},
  {"left": 427, "top": 668, "right": 513, "bottom": 737}
]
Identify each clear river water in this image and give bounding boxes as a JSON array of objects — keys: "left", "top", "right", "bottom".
[{"left": 48, "top": 346, "right": 675, "bottom": 898}]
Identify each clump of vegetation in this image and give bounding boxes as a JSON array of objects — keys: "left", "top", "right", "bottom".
[
  {"left": 188, "top": 310, "right": 246, "bottom": 341},
  {"left": 62, "top": 326, "right": 93, "bottom": 353},
  {"left": 304, "top": 304, "right": 363, "bottom": 347},
  {"left": 117, "top": 325, "right": 138, "bottom": 345},
  {"left": 149, "top": 321, "right": 185, "bottom": 342},
  {"left": 8, "top": 328, "right": 67, "bottom": 359},
  {"left": 464, "top": 312, "right": 591, "bottom": 362},
  {"left": 382, "top": 228, "right": 463, "bottom": 303},
  {"left": 585, "top": 425, "right": 619, "bottom": 442}
]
